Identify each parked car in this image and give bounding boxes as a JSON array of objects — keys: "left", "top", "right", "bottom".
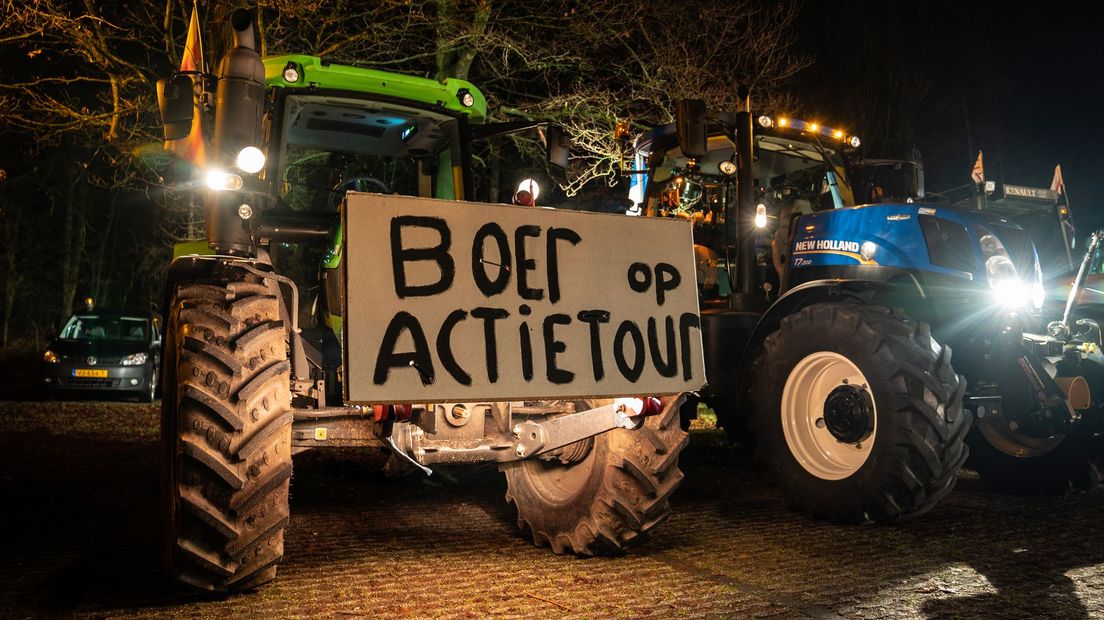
[{"left": 41, "top": 308, "right": 161, "bottom": 402}]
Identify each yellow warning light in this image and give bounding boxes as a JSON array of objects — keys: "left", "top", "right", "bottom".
[
  {"left": 833, "top": 130, "right": 844, "bottom": 139},
  {"left": 778, "top": 118, "right": 789, "bottom": 127},
  {"left": 1059, "top": 207, "right": 1069, "bottom": 215},
  {"left": 805, "top": 224, "right": 815, "bottom": 231},
  {"left": 809, "top": 123, "right": 819, "bottom": 132}
]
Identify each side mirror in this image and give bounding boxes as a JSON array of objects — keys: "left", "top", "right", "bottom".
[
  {"left": 546, "top": 124, "right": 570, "bottom": 184},
  {"left": 157, "top": 74, "right": 195, "bottom": 141},
  {"left": 676, "top": 99, "right": 708, "bottom": 160}
]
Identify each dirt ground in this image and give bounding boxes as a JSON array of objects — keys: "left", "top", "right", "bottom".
[{"left": 1, "top": 398, "right": 1103, "bottom": 619}]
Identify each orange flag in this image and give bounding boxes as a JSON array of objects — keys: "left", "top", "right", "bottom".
[
  {"left": 165, "top": 3, "right": 206, "bottom": 167},
  {"left": 1050, "top": 164, "right": 1065, "bottom": 195},
  {"left": 970, "top": 150, "right": 984, "bottom": 185}
]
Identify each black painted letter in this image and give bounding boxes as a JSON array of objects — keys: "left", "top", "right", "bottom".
[
  {"left": 647, "top": 316, "right": 678, "bottom": 377},
  {"left": 577, "top": 310, "right": 611, "bottom": 381},
  {"left": 614, "top": 320, "right": 645, "bottom": 382},
  {"left": 543, "top": 313, "right": 574, "bottom": 384},
  {"left": 436, "top": 310, "right": 471, "bottom": 385},
  {"left": 514, "top": 225, "right": 544, "bottom": 300},
  {"left": 679, "top": 312, "right": 702, "bottom": 381},
  {"left": 390, "top": 216, "right": 454, "bottom": 298},
  {"left": 471, "top": 307, "right": 509, "bottom": 383},
  {"left": 546, "top": 227, "right": 581, "bottom": 304},
  {"left": 472, "top": 223, "right": 511, "bottom": 297},
  {"left": 374, "top": 311, "right": 435, "bottom": 385}
]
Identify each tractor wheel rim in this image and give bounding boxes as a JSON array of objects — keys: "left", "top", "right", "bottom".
[{"left": 781, "top": 351, "right": 876, "bottom": 481}]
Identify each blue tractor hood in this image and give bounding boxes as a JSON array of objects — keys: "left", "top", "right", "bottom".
[{"left": 789, "top": 202, "right": 1039, "bottom": 289}]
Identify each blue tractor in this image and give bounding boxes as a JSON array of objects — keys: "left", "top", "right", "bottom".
[{"left": 626, "top": 99, "right": 1099, "bottom": 522}]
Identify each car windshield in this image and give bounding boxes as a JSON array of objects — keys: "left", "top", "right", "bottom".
[{"left": 60, "top": 315, "right": 148, "bottom": 341}]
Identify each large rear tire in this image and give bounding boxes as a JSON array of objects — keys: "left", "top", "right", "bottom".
[
  {"left": 753, "top": 302, "right": 970, "bottom": 523},
  {"left": 502, "top": 397, "right": 688, "bottom": 554},
  {"left": 160, "top": 266, "right": 293, "bottom": 592}
]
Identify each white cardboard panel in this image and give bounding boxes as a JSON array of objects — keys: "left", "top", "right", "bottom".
[{"left": 343, "top": 193, "right": 705, "bottom": 403}]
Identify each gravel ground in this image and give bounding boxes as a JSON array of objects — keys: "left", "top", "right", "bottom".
[{"left": 1, "top": 398, "right": 1103, "bottom": 619}]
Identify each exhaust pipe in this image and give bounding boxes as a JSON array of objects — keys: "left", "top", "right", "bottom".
[
  {"left": 1054, "top": 376, "right": 1091, "bottom": 411},
  {"left": 207, "top": 8, "right": 266, "bottom": 255}
]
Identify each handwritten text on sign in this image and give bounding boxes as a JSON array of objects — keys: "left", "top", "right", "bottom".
[{"left": 343, "top": 194, "right": 705, "bottom": 403}]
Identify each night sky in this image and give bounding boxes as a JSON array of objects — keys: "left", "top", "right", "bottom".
[{"left": 800, "top": 0, "right": 1104, "bottom": 236}]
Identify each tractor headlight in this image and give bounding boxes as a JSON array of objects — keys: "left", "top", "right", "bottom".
[
  {"left": 979, "top": 230, "right": 1044, "bottom": 310},
  {"left": 986, "top": 253, "right": 1031, "bottom": 308},
  {"left": 205, "top": 169, "right": 243, "bottom": 191},
  {"left": 236, "top": 146, "right": 266, "bottom": 174},
  {"left": 43, "top": 350, "right": 59, "bottom": 364},
  {"left": 121, "top": 352, "right": 148, "bottom": 366},
  {"left": 754, "top": 204, "right": 768, "bottom": 228}
]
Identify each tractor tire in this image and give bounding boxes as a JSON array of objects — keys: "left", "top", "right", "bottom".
[
  {"left": 160, "top": 268, "right": 293, "bottom": 593},
  {"left": 501, "top": 397, "right": 689, "bottom": 554},
  {"left": 753, "top": 302, "right": 970, "bottom": 523}
]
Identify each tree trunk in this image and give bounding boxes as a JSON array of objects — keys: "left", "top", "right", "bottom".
[
  {"left": 91, "top": 193, "right": 119, "bottom": 303},
  {"left": 60, "top": 166, "right": 88, "bottom": 321},
  {"left": 1, "top": 206, "right": 23, "bottom": 347}
]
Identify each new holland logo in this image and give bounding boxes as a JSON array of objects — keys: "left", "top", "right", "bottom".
[
  {"left": 793, "top": 239, "right": 861, "bottom": 253},
  {"left": 87, "top": 356, "right": 97, "bottom": 366}
]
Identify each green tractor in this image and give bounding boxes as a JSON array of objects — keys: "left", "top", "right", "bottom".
[{"left": 155, "top": 11, "right": 701, "bottom": 592}]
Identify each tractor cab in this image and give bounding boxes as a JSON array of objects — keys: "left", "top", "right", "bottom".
[{"left": 629, "top": 113, "right": 861, "bottom": 305}]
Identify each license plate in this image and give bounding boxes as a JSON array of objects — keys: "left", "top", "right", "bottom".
[{"left": 73, "top": 369, "right": 108, "bottom": 378}]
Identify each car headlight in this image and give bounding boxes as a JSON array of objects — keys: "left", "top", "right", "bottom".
[
  {"left": 121, "top": 352, "right": 148, "bottom": 366},
  {"left": 43, "top": 350, "right": 59, "bottom": 364}
]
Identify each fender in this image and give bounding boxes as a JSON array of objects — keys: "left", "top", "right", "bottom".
[
  {"left": 740, "top": 279, "right": 894, "bottom": 367},
  {"left": 161, "top": 255, "right": 310, "bottom": 382}
]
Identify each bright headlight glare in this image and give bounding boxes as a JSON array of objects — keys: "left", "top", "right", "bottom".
[
  {"left": 236, "top": 146, "right": 266, "bottom": 174},
  {"left": 754, "top": 204, "right": 767, "bottom": 228},
  {"left": 205, "top": 170, "right": 243, "bottom": 191},
  {"left": 992, "top": 279, "right": 1032, "bottom": 308},
  {"left": 1032, "top": 282, "right": 1046, "bottom": 310},
  {"left": 43, "top": 350, "right": 59, "bottom": 364},
  {"left": 121, "top": 352, "right": 148, "bottom": 366}
]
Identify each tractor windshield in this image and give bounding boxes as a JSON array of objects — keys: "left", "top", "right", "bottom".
[
  {"left": 272, "top": 93, "right": 465, "bottom": 212},
  {"left": 643, "top": 133, "right": 854, "bottom": 220}
]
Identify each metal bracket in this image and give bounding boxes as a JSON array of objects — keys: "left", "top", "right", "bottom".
[
  {"left": 511, "top": 401, "right": 642, "bottom": 458},
  {"left": 389, "top": 396, "right": 675, "bottom": 468}
]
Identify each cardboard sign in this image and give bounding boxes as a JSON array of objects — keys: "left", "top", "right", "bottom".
[{"left": 342, "top": 193, "right": 705, "bottom": 403}]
